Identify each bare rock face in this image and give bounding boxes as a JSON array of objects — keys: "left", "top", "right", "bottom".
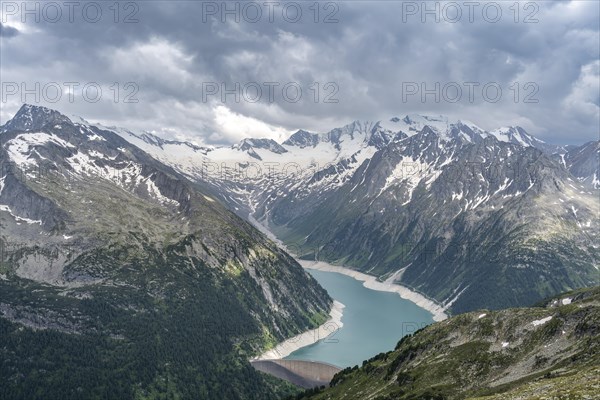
[{"left": 559, "top": 140, "right": 600, "bottom": 189}]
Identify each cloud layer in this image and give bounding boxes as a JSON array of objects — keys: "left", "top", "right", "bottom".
[{"left": 1, "top": 1, "right": 598, "bottom": 145}]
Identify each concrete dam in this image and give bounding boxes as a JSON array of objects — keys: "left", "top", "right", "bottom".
[{"left": 250, "top": 359, "right": 342, "bottom": 389}]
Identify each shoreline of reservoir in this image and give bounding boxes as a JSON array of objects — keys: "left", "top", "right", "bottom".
[
  {"left": 252, "top": 300, "right": 345, "bottom": 361},
  {"left": 297, "top": 260, "right": 448, "bottom": 322},
  {"left": 248, "top": 215, "right": 447, "bottom": 361}
]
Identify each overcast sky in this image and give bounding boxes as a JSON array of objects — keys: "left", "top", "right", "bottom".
[{"left": 1, "top": 0, "right": 598, "bottom": 145}]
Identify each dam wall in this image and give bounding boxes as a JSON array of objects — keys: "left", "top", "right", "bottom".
[{"left": 250, "top": 359, "right": 341, "bottom": 389}]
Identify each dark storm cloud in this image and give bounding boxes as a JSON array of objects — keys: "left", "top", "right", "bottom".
[
  {"left": 0, "top": 22, "right": 19, "bottom": 37},
  {"left": 1, "top": 1, "right": 598, "bottom": 145}
]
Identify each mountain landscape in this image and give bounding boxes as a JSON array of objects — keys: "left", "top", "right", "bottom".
[
  {"left": 0, "top": 105, "right": 331, "bottom": 399},
  {"left": 0, "top": 104, "right": 598, "bottom": 399},
  {"left": 3, "top": 1, "right": 599, "bottom": 398},
  {"left": 98, "top": 113, "right": 599, "bottom": 314}
]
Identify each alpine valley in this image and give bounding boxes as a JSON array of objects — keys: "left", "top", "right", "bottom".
[
  {"left": 0, "top": 105, "right": 598, "bottom": 399},
  {"left": 98, "top": 112, "right": 599, "bottom": 314}
]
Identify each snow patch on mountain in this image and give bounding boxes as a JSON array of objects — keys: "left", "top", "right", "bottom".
[
  {"left": 531, "top": 316, "right": 553, "bottom": 327},
  {"left": 6, "top": 132, "right": 75, "bottom": 167},
  {"left": 381, "top": 159, "right": 436, "bottom": 204},
  {"left": 0, "top": 204, "right": 42, "bottom": 225},
  {"left": 65, "top": 151, "right": 179, "bottom": 207}
]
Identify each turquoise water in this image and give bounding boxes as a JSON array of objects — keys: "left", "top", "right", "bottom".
[{"left": 285, "top": 269, "right": 434, "bottom": 368}]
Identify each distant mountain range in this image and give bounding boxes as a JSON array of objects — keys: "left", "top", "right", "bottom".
[{"left": 85, "top": 108, "right": 599, "bottom": 314}]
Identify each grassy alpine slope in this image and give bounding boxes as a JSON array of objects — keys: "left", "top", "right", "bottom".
[{"left": 292, "top": 286, "right": 600, "bottom": 400}]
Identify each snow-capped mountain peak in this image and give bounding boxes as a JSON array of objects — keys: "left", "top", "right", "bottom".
[
  {"left": 2, "top": 104, "right": 73, "bottom": 133},
  {"left": 403, "top": 114, "right": 449, "bottom": 128},
  {"left": 282, "top": 129, "right": 320, "bottom": 148},
  {"left": 490, "top": 126, "right": 538, "bottom": 146},
  {"left": 233, "top": 138, "right": 288, "bottom": 154},
  {"left": 380, "top": 114, "right": 455, "bottom": 140},
  {"left": 487, "top": 126, "right": 563, "bottom": 154}
]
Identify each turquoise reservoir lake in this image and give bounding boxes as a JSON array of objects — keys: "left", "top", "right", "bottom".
[{"left": 285, "top": 269, "right": 435, "bottom": 368}]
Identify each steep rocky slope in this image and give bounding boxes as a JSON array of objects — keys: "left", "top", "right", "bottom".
[
  {"left": 557, "top": 140, "right": 600, "bottom": 189},
  {"left": 0, "top": 104, "right": 331, "bottom": 399}
]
